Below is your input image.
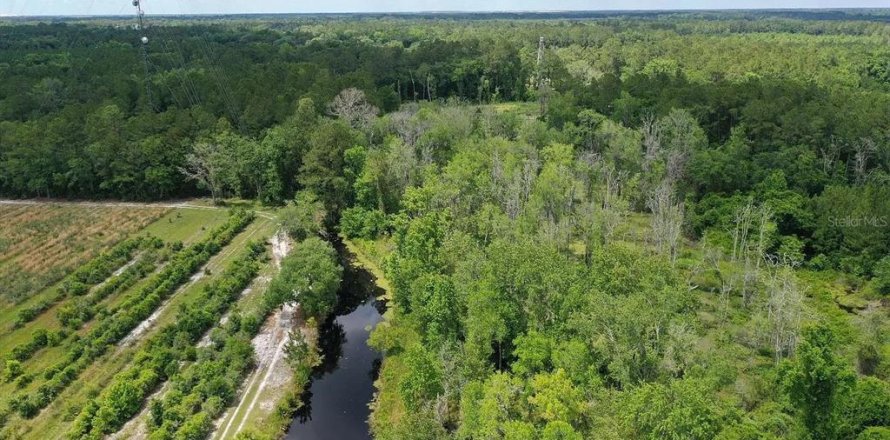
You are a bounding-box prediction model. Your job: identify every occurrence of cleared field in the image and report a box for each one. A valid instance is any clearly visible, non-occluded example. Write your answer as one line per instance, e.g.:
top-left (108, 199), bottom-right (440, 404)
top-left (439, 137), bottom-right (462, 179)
top-left (0, 203), bottom-right (276, 437)
top-left (9, 217), bottom-right (276, 439)
top-left (0, 203), bottom-right (168, 304)
top-left (141, 207), bottom-right (231, 244)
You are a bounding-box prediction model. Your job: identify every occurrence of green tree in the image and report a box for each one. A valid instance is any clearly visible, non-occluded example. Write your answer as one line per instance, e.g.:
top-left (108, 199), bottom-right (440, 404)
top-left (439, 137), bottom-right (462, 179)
top-left (625, 378), bottom-right (728, 440)
top-left (399, 344), bottom-right (443, 411)
top-left (279, 191), bottom-right (326, 241)
top-left (267, 237), bottom-right (342, 320)
top-left (299, 120), bottom-right (361, 215)
top-left (542, 421), bottom-right (584, 440)
top-left (528, 369), bottom-right (584, 425)
top-left (781, 324), bottom-right (855, 439)
top-left (836, 376), bottom-right (890, 439)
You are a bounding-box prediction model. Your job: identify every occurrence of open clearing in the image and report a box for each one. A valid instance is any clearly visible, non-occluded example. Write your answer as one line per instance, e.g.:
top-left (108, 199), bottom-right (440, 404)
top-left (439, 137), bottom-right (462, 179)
top-left (0, 201), bottom-right (288, 439)
top-left (0, 202), bottom-right (168, 305)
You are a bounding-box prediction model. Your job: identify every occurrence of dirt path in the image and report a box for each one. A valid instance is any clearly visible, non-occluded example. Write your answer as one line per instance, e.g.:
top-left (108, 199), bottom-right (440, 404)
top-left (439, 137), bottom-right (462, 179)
top-left (117, 268), bottom-right (205, 348)
top-left (271, 231), bottom-right (289, 269)
top-left (213, 231), bottom-right (298, 440)
top-left (118, 218), bottom-right (271, 349)
top-left (0, 199), bottom-right (276, 220)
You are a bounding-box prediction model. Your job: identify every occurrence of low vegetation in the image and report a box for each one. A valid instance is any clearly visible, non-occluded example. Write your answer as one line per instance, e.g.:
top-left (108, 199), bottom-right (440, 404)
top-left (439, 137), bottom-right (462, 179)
top-left (69, 241), bottom-right (265, 439)
top-left (4, 210), bottom-right (253, 421)
top-left (0, 205), bottom-right (168, 303)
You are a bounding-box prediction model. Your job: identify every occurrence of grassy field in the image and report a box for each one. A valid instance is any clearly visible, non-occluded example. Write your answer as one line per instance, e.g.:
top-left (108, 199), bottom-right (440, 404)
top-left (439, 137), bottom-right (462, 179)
top-left (10, 215), bottom-right (278, 439)
top-left (141, 206), bottom-right (231, 244)
top-left (0, 204), bottom-right (168, 304)
top-left (0, 203), bottom-right (282, 439)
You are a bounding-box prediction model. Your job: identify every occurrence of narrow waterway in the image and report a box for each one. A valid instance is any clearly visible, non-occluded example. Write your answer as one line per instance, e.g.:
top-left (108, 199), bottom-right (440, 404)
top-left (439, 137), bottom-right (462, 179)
top-left (286, 244), bottom-right (386, 440)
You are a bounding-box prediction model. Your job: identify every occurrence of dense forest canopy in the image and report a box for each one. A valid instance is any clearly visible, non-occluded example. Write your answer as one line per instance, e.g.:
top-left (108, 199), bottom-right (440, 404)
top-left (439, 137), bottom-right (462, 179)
top-left (1, 10), bottom-right (890, 440)
top-left (0, 12), bottom-right (888, 200)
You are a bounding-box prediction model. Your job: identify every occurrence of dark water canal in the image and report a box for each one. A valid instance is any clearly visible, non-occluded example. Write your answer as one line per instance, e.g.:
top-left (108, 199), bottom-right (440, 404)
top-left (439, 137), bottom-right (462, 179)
top-left (286, 244), bottom-right (386, 440)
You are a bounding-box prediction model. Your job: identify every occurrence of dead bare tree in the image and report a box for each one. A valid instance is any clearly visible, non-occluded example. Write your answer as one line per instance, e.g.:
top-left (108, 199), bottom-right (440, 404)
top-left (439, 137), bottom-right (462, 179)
top-left (389, 104), bottom-right (429, 148)
top-left (641, 114), bottom-right (661, 173)
top-left (661, 322), bottom-right (697, 377)
top-left (755, 205), bottom-right (773, 272)
top-left (648, 180), bottom-right (684, 263)
top-left (762, 255), bottom-right (805, 363)
top-left (700, 241), bottom-right (735, 319)
top-left (600, 165), bottom-right (628, 244)
top-left (731, 201), bottom-right (773, 306)
top-left (852, 137), bottom-right (877, 185)
top-left (387, 139), bottom-right (420, 192)
top-left (491, 152), bottom-right (540, 221)
top-left (521, 158), bottom-right (539, 206)
top-left (820, 137), bottom-right (842, 175)
top-left (731, 202), bottom-right (753, 264)
top-left (327, 87), bottom-right (379, 131)
top-left (179, 141), bottom-right (231, 204)
top-left (662, 110), bottom-right (701, 180)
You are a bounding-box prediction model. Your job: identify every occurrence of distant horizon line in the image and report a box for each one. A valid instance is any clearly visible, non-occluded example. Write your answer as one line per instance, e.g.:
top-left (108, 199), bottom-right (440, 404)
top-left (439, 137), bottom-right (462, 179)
top-left (3, 7), bottom-right (889, 19)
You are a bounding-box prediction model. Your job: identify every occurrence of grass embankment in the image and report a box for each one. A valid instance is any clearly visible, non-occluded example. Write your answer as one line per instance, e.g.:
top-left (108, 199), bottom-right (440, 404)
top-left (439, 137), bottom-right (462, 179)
top-left (341, 235), bottom-right (394, 297)
top-left (342, 236), bottom-right (414, 436)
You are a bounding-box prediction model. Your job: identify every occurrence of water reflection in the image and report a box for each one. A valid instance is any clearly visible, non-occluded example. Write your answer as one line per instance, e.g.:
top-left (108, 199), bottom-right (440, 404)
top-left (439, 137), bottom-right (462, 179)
top-left (286, 243), bottom-right (385, 440)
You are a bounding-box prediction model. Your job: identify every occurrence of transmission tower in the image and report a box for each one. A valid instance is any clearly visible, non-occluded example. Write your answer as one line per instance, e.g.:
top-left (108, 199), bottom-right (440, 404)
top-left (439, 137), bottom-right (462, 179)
top-left (535, 36), bottom-right (550, 117)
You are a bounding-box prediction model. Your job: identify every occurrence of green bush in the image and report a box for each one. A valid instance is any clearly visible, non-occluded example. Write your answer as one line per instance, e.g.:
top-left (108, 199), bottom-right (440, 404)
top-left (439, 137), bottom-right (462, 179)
top-left (873, 256), bottom-right (890, 296)
top-left (2, 360), bottom-right (23, 382)
top-left (859, 427), bottom-right (890, 440)
top-left (340, 206), bottom-right (388, 239)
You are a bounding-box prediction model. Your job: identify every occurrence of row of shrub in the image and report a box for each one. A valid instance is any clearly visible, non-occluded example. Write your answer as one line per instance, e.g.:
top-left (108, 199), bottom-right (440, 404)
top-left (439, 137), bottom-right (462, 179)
top-left (68, 240), bottom-right (266, 439)
top-left (4, 240), bottom-right (167, 369)
top-left (5, 329), bottom-right (66, 364)
top-left (11, 236), bottom-right (159, 329)
top-left (7, 210), bottom-right (255, 419)
top-left (145, 301), bottom-right (266, 438)
top-left (57, 244), bottom-right (168, 329)
top-left (147, 236), bottom-right (337, 440)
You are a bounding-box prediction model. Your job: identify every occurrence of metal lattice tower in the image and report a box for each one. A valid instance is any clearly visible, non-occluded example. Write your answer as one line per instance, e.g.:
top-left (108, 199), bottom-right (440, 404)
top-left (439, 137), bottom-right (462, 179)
top-left (133, 0), bottom-right (154, 110)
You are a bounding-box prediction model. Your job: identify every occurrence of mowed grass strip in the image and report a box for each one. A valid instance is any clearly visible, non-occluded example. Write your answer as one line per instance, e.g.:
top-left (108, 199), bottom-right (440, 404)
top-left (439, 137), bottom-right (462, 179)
top-left (142, 207), bottom-right (231, 244)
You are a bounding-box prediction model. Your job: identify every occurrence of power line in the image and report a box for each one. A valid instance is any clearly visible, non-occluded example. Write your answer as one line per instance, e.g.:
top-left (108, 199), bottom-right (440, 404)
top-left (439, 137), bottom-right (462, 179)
top-left (133, 0), bottom-right (156, 111)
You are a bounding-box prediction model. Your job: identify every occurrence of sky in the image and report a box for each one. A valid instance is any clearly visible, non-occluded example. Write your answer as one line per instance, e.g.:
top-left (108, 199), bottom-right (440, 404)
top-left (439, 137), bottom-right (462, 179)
top-left (1, 0), bottom-right (887, 17)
